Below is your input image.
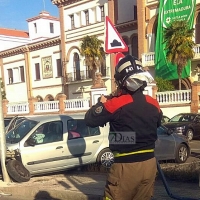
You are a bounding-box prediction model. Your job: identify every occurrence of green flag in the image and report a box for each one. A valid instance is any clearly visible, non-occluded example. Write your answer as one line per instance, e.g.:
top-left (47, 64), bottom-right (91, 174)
top-left (155, 0), bottom-right (196, 80)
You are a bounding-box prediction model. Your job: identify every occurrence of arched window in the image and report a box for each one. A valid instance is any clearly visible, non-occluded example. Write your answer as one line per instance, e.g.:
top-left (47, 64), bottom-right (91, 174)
top-left (131, 36), bottom-right (138, 58)
top-left (73, 53), bottom-right (81, 81)
top-left (36, 95), bottom-right (43, 102)
top-left (45, 95), bottom-right (54, 101)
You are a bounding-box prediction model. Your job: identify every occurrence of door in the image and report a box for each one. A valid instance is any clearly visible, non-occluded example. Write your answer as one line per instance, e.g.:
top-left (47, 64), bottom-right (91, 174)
top-left (66, 119), bottom-right (104, 166)
top-left (20, 120), bottom-right (66, 175)
top-left (155, 126), bottom-right (175, 161)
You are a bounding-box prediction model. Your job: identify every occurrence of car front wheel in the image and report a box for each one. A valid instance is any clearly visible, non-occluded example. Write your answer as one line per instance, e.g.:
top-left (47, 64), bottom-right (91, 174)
top-left (186, 129), bottom-right (194, 141)
top-left (97, 148), bottom-right (114, 168)
top-left (175, 144), bottom-right (189, 163)
top-left (6, 160), bottom-right (31, 182)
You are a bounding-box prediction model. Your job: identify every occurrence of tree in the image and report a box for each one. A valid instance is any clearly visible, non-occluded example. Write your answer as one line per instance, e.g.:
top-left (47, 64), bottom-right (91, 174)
top-left (163, 20), bottom-right (195, 90)
top-left (0, 78), bottom-right (6, 99)
top-left (155, 77), bottom-right (175, 92)
top-left (80, 35), bottom-right (105, 85)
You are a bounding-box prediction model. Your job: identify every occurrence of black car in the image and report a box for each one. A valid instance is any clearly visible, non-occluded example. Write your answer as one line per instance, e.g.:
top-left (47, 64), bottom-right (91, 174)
top-left (161, 115), bottom-right (170, 124)
top-left (163, 113), bottom-right (200, 141)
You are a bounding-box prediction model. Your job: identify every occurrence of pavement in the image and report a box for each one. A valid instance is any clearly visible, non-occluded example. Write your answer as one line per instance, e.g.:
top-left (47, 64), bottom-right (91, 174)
top-left (0, 167), bottom-right (200, 200)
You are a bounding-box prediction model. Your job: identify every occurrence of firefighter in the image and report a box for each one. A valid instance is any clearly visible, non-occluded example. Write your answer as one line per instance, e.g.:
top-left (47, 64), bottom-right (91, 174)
top-left (84, 54), bottom-right (162, 200)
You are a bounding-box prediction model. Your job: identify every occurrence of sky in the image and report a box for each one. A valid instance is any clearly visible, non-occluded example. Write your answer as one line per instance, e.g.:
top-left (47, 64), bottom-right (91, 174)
top-left (0, 0), bottom-right (59, 31)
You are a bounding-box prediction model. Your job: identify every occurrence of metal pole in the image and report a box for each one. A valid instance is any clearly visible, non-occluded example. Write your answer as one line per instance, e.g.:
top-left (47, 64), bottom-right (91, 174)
top-left (0, 82), bottom-right (10, 182)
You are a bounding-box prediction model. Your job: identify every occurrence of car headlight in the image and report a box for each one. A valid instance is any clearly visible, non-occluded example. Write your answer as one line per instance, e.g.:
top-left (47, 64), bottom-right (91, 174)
top-left (174, 126), bottom-right (185, 134)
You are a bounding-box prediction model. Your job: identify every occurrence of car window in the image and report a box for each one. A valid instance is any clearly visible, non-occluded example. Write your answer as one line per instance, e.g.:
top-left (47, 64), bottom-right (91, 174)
top-left (31, 121), bottom-right (63, 145)
top-left (6, 119), bottom-right (38, 144)
top-left (194, 115), bottom-right (200, 121)
top-left (4, 119), bottom-right (12, 127)
top-left (67, 119), bottom-right (100, 140)
top-left (170, 114), bottom-right (194, 122)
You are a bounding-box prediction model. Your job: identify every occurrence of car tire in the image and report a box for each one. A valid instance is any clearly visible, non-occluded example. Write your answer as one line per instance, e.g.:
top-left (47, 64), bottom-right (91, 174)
top-left (175, 144), bottom-right (189, 163)
top-left (186, 129), bottom-right (194, 141)
top-left (97, 148), bottom-right (114, 168)
top-left (6, 160), bottom-right (31, 182)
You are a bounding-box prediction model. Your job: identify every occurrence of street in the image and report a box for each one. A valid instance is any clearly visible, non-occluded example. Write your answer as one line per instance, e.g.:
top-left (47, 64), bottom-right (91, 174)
top-left (0, 139), bottom-right (199, 200)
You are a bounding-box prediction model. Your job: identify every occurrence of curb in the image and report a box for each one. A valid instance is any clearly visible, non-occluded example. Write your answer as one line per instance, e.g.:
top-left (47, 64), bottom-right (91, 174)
top-left (0, 186), bottom-right (102, 200)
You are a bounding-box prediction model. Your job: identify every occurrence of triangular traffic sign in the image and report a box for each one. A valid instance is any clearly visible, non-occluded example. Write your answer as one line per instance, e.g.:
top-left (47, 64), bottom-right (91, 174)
top-left (105, 16), bottom-right (128, 54)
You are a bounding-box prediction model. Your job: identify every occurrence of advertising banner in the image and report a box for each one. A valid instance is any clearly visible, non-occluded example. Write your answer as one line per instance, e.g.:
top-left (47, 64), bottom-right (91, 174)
top-left (155, 0), bottom-right (196, 80)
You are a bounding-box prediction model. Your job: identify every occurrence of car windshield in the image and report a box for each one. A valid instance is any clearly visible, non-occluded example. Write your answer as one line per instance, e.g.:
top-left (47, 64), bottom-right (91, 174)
top-left (6, 119), bottom-right (38, 144)
top-left (169, 114), bottom-right (195, 122)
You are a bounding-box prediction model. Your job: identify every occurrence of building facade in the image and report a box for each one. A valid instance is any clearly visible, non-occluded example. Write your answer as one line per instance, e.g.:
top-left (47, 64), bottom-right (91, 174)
top-left (1, 0), bottom-right (200, 104)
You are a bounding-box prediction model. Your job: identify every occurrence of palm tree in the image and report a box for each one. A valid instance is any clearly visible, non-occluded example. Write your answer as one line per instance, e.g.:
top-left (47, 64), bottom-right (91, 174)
top-left (0, 78), bottom-right (6, 99)
top-left (80, 35), bottom-right (105, 86)
top-left (163, 20), bottom-right (195, 90)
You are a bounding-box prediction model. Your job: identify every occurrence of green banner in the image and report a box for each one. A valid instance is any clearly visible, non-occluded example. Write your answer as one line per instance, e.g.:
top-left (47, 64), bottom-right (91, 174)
top-left (155, 0), bottom-right (196, 80)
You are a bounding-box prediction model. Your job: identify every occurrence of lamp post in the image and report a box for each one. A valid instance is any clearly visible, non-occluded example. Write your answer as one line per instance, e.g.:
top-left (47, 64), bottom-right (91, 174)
top-left (0, 82), bottom-right (10, 182)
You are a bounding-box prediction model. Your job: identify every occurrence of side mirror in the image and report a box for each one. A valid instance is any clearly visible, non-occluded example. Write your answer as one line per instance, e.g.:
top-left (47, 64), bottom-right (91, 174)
top-left (26, 137), bottom-right (36, 146)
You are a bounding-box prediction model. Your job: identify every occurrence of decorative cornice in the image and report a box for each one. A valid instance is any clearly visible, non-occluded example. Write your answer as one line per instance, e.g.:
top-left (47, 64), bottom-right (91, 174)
top-left (115, 20), bottom-right (137, 32)
top-left (51, 0), bottom-right (81, 6)
top-left (0, 37), bottom-right (61, 58)
top-left (146, 2), bottom-right (159, 9)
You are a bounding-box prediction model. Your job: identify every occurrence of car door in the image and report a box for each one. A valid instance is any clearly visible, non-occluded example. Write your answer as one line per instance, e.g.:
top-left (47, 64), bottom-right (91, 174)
top-left (155, 126), bottom-right (176, 161)
top-left (191, 114), bottom-right (200, 137)
top-left (20, 120), bottom-right (66, 175)
top-left (66, 119), bottom-right (104, 166)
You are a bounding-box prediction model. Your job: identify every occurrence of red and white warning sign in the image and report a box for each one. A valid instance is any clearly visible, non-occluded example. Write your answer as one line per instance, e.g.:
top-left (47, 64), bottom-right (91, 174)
top-left (105, 16), bottom-right (128, 54)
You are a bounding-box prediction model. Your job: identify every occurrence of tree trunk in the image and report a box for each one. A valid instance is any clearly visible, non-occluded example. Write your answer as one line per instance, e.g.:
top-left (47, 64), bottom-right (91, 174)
top-left (91, 68), bottom-right (97, 86)
top-left (179, 77), bottom-right (182, 90)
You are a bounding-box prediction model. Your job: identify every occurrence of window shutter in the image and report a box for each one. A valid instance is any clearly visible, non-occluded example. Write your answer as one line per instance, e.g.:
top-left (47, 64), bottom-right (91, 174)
top-left (20, 66), bottom-right (25, 82)
top-left (56, 59), bottom-right (62, 77)
top-left (35, 63), bottom-right (40, 80)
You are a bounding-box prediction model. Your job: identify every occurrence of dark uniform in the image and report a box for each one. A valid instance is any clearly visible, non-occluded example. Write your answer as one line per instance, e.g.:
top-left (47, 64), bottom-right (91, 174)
top-left (85, 55), bottom-right (162, 200)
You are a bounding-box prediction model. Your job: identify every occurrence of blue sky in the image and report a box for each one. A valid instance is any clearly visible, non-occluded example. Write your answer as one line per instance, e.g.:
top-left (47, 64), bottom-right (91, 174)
top-left (0, 0), bottom-right (59, 31)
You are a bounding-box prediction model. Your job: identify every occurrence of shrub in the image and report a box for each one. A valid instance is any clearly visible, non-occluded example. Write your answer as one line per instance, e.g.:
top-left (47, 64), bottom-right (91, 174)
top-left (159, 161), bottom-right (200, 183)
top-left (155, 77), bottom-right (175, 92)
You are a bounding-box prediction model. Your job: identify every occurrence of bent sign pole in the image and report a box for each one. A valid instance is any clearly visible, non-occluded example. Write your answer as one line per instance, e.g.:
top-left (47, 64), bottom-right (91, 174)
top-left (0, 82), bottom-right (10, 182)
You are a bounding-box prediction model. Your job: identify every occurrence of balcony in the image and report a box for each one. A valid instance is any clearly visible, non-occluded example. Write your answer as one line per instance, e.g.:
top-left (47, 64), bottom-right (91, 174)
top-left (142, 44), bottom-right (200, 67)
top-left (66, 68), bottom-right (110, 82)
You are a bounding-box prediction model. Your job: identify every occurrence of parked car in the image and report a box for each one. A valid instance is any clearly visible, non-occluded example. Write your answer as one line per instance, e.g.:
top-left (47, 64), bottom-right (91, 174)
top-left (162, 115), bottom-right (170, 124)
top-left (4, 114), bottom-right (190, 183)
top-left (155, 125), bottom-right (190, 163)
top-left (5, 114), bottom-right (113, 183)
top-left (163, 113), bottom-right (200, 141)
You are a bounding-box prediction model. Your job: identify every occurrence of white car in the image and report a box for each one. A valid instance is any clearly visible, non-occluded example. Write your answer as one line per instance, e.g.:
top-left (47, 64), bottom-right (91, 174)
top-left (5, 114), bottom-right (114, 182)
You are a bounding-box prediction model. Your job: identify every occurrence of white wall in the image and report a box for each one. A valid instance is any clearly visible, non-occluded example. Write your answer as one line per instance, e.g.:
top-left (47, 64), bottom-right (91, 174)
top-left (161, 106), bottom-right (191, 118)
top-left (3, 54), bottom-right (28, 102)
top-left (0, 35), bottom-right (30, 51)
top-left (28, 18), bottom-right (60, 41)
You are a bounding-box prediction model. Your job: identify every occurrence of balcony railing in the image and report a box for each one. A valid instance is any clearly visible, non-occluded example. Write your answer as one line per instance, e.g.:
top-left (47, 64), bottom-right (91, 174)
top-left (142, 44), bottom-right (200, 67)
top-left (156, 90), bottom-right (191, 105)
top-left (66, 68), bottom-right (110, 82)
